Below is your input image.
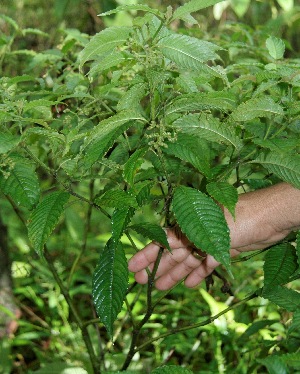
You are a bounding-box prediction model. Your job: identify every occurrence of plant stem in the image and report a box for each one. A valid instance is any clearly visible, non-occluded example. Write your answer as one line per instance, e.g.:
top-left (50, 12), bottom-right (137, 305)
top-left (121, 247), bottom-right (164, 370)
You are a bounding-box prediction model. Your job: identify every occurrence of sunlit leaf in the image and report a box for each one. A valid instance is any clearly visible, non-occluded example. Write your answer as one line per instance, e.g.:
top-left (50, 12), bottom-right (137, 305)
top-left (172, 186), bottom-right (231, 270)
top-left (173, 113), bottom-right (242, 149)
top-left (98, 4), bottom-right (164, 19)
top-left (266, 36), bottom-right (285, 60)
top-left (171, 0), bottom-right (225, 22)
top-left (92, 239), bottom-right (128, 337)
top-left (158, 33), bottom-right (221, 71)
top-left (230, 96), bottom-right (283, 121)
top-left (78, 27), bottom-right (131, 67)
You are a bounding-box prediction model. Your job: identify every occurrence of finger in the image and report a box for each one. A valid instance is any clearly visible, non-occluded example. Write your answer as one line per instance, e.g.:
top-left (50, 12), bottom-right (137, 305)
top-left (134, 269), bottom-right (149, 284)
top-left (184, 254), bottom-right (220, 288)
top-left (128, 242), bottom-right (161, 272)
top-left (154, 252), bottom-right (203, 290)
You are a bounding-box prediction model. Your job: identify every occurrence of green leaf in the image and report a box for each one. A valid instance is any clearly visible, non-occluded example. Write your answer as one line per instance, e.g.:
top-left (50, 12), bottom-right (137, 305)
top-left (129, 223), bottom-right (171, 251)
top-left (172, 186), bottom-right (231, 270)
top-left (28, 191), bottom-right (69, 256)
top-left (173, 113), bottom-right (242, 150)
top-left (111, 208), bottom-right (135, 243)
top-left (81, 110), bottom-right (146, 167)
top-left (152, 365), bottom-right (194, 374)
top-left (117, 83), bottom-right (148, 112)
top-left (238, 319), bottom-right (279, 343)
top-left (296, 232), bottom-right (300, 271)
top-left (206, 182), bottom-right (238, 218)
top-left (288, 310), bottom-right (300, 336)
top-left (95, 190), bottom-right (138, 209)
top-left (280, 352), bottom-right (300, 369)
top-left (166, 91), bottom-right (236, 115)
top-left (0, 157), bottom-right (40, 210)
top-left (230, 96), bottom-right (284, 121)
top-left (163, 133), bottom-right (211, 178)
top-left (157, 33), bottom-right (220, 71)
top-left (123, 147), bottom-right (147, 186)
top-left (253, 152), bottom-right (300, 189)
top-left (264, 285), bottom-right (300, 312)
top-left (98, 4), bottom-right (164, 19)
top-left (92, 239), bottom-right (128, 337)
top-left (171, 0), bottom-right (225, 22)
top-left (129, 181), bottom-right (153, 207)
top-left (263, 243), bottom-right (298, 292)
top-left (266, 36), bottom-right (285, 60)
top-left (78, 27), bottom-right (131, 67)
top-left (0, 133), bottom-right (19, 153)
top-left (89, 51), bottom-right (134, 76)
top-left (257, 355), bottom-right (288, 374)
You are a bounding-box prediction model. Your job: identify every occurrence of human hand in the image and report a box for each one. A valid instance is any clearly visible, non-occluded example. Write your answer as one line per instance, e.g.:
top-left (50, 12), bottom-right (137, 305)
top-left (128, 228), bottom-right (241, 290)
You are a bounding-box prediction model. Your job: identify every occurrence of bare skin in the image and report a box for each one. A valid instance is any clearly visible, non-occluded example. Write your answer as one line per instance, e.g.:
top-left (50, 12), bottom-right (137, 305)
top-left (128, 183), bottom-right (300, 290)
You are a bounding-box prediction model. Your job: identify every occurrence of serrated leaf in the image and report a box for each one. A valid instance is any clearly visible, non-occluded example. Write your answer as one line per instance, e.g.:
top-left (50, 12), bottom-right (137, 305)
top-left (253, 138), bottom-right (300, 153)
top-left (171, 0), bottom-right (225, 22)
top-left (163, 133), bottom-right (211, 178)
top-left (98, 4), bottom-right (164, 18)
top-left (89, 51), bottom-right (134, 76)
top-left (206, 182), bottom-right (238, 218)
top-left (129, 223), bottom-right (171, 251)
top-left (253, 152), bottom-right (300, 189)
top-left (172, 186), bottom-right (230, 270)
top-left (230, 96), bottom-right (283, 121)
top-left (95, 190), bottom-right (138, 209)
top-left (92, 239), bottom-right (128, 337)
top-left (23, 99), bottom-right (58, 112)
top-left (24, 128), bottom-right (65, 144)
top-left (157, 33), bottom-right (220, 71)
top-left (111, 208), bottom-right (135, 243)
top-left (0, 133), bottom-right (19, 153)
top-left (280, 352), bottom-right (300, 369)
top-left (266, 36), bottom-right (285, 60)
top-left (0, 157), bottom-right (40, 210)
top-left (166, 91), bottom-right (236, 115)
top-left (173, 113), bottom-right (242, 149)
top-left (263, 243), bottom-right (298, 292)
top-left (78, 27), bottom-right (131, 67)
top-left (81, 110), bottom-right (146, 167)
top-left (129, 181), bottom-right (153, 206)
top-left (117, 83), bottom-right (148, 112)
top-left (123, 147), bottom-right (147, 186)
top-left (151, 365), bottom-right (194, 374)
top-left (264, 285), bottom-right (300, 312)
top-left (28, 191), bottom-right (69, 255)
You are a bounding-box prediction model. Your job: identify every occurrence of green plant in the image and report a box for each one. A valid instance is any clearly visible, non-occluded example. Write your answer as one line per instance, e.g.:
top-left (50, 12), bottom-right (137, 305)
top-left (1, 0), bottom-right (300, 373)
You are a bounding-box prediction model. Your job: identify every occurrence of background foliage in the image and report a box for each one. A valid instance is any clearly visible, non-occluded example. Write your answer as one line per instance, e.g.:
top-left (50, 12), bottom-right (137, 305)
top-left (0, 1), bottom-right (300, 373)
